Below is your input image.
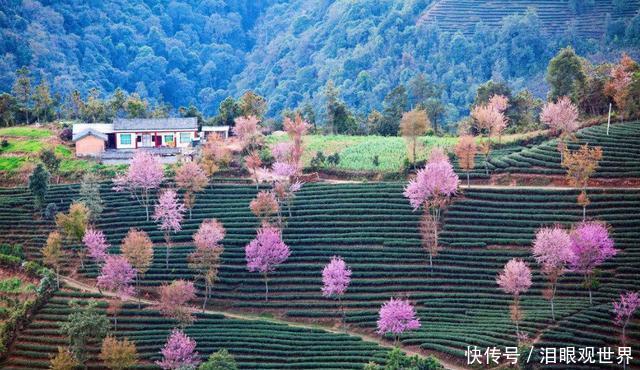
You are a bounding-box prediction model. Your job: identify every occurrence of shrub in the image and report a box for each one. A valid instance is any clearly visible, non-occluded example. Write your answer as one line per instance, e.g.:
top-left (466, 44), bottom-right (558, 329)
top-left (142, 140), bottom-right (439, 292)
top-left (44, 203), bottom-right (58, 220)
top-left (0, 139), bottom-right (8, 148)
top-left (58, 128), bottom-right (72, 142)
top-left (0, 244), bottom-right (23, 260)
top-left (327, 153), bottom-right (340, 167)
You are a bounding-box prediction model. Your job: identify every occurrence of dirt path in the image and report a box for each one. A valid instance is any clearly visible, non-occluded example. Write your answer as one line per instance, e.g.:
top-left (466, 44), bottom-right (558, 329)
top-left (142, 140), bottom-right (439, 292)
top-left (59, 276), bottom-right (468, 370)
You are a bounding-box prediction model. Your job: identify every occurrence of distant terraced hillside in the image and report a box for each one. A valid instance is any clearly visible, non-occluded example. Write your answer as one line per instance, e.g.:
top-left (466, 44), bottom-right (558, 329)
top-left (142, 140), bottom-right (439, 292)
top-left (420, 0), bottom-right (640, 36)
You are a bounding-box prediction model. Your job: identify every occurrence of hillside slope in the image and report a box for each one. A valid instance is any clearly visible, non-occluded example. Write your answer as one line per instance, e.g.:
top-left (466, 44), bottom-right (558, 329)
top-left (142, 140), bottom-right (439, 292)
top-left (1, 0), bottom-right (639, 122)
top-left (420, 0), bottom-right (640, 36)
top-left (1, 182), bottom-right (638, 367)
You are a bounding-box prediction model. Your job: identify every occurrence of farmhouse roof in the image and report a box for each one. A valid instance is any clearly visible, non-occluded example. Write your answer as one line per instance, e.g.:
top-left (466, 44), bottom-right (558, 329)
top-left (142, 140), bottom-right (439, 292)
top-left (72, 128), bottom-right (108, 142)
top-left (113, 117), bottom-right (198, 131)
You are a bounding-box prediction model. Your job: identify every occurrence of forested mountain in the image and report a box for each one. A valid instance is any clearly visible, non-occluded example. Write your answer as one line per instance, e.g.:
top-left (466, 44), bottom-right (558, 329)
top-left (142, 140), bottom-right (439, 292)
top-left (1, 0), bottom-right (639, 125)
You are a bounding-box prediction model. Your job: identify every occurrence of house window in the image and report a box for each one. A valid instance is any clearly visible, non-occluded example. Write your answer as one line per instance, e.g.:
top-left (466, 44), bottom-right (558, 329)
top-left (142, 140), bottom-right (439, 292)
top-left (120, 134), bottom-right (131, 145)
top-left (179, 132), bottom-right (191, 143)
top-left (164, 135), bottom-right (174, 143)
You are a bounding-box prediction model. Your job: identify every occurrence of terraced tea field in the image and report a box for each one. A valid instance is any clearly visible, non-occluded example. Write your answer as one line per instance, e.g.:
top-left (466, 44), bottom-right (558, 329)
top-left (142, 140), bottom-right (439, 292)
top-left (420, 0), bottom-right (640, 37)
top-left (3, 288), bottom-right (388, 369)
top-left (490, 121), bottom-right (640, 179)
top-left (1, 181), bottom-right (638, 367)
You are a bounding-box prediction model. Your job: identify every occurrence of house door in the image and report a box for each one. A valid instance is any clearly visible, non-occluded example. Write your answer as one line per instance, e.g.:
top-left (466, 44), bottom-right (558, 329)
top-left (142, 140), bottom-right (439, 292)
top-left (141, 134), bottom-right (153, 147)
top-left (155, 135), bottom-right (162, 147)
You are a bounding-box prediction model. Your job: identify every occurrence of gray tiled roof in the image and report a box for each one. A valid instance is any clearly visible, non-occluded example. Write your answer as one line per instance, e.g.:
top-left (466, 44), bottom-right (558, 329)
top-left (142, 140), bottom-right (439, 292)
top-left (72, 128), bottom-right (108, 142)
top-left (113, 117), bottom-right (197, 131)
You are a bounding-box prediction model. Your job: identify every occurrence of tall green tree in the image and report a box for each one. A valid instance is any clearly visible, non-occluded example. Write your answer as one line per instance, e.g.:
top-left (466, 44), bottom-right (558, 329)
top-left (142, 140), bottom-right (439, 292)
top-left (380, 85), bottom-right (408, 136)
top-left (324, 80), bottom-right (340, 134)
top-left (60, 300), bottom-right (110, 366)
top-left (79, 172), bottom-right (104, 222)
top-left (12, 66), bottom-right (32, 124)
top-left (28, 163), bottom-right (50, 211)
top-left (216, 97), bottom-right (240, 126)
top-left (39, 149), bottom-right (61, 184)
top-left (546, 47), bottom-right (586, 101)
top-left (238, 90), bottom-right (267, 118)
top-left (34, 78), bottom-right (54, 123)
top-left (0, 93), bottom-right (18, 126)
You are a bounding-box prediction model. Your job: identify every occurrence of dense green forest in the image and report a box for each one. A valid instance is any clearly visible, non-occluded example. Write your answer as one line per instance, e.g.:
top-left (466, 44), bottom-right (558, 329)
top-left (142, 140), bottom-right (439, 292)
top-left (1, 0), bottom-right (639, 127)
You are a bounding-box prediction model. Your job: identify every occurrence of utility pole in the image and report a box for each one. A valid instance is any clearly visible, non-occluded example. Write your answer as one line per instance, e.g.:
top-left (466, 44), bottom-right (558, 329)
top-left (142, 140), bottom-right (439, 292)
top-left (607, 102), bottom-right (612, 136)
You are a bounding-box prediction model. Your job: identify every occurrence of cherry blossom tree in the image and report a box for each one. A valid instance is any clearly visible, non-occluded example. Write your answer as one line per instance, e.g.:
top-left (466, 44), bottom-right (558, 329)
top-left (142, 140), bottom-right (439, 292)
top-left (569, 222), bottom-right (617, 304)
top-left (488, 94), bottom-right (509, 113)
top-left (322, 256), bottom-right (352, 327)
top-left (83, 228), bottom-right (109, 265)
top-left (471, 99), bottom-right (507, 167)
top-left (283, 114), bottom-right (310, 175)
top-left (97, 255), bottom-right (136, 331)
top-left (189, 219), bottom-right (225, 311)
top-left (561, 144), bottom-right (603, 221)
top-left (244, 151), bottom-right (262, 190)
top-left (613, 292), bottom-right (640, 346)
top-left (120, 228), bottom-right (154, 308)
top-left (175, 161), bottom-right (208, 219)
top-left (156, 329), bottom-right (200, 370)
top-left (605, 54), bottom-right (635, 123)
top-left (159, 280), bottom-right (197, 327)
top-left (453, 135), bottom-right (477, 187)
top-left (376, 298), bottom-right (421, 345)
top-left (532, 226), bottom-right (572, 321)
top-left (249, 191), bottom-right (280, 226)
top-left (497, 258), bottom-right (532, 340)
top-left (113, 151), bottom-right (164, 221)
top-left (404, 151), bottom-right (458, 266)
top-left (245, 226), bottom-right (290, 301)
top-left (154, 189), bottom-right (186, 269)
top-left (233, 115), bottom-right (262, 151)
top-left (540, 96), bottom-right (580, 160)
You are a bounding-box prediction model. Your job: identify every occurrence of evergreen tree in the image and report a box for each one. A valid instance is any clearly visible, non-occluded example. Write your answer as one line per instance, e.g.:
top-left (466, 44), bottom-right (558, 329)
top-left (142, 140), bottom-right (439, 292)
top-left (380, 86), bottom-right (408, 136)
top-left (28, 163), bottom-right (50, 211)
top-left (12, 66), bottom-right (32, 124)
top-left (547, 47), bottom-right (586, 101)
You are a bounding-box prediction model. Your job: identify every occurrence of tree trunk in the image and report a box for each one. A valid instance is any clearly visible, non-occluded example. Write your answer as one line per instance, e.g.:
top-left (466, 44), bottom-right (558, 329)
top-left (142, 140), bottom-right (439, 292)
top-left (202, 283), bottom-right (209, 312)
top-left (144, 189), bottom-right (149, 221)
top-left (429, 253), bottom-right (432, 267)
top-left (253, 169), bottom-right (259, 190)
top-left (136, 275), bottom-right (141, 309)
top-left (583, 205), bottom-right (586, 222)
top-left (165, 234), bottom-right (170, 270)
top-left (264, 273), bottom-right (269, 301)
top-left (412, 140), bottom-right (417, 168)
top-left (339, 296), bottom-right (346, 330)
top-left (466, 171), bottom-right (470, 188)
top-left (113, 312), bottom-right (118, 332)
top-left (550, 282), bottom-right (556, 321)
top-left (588, 286), bottom-right (593, 305)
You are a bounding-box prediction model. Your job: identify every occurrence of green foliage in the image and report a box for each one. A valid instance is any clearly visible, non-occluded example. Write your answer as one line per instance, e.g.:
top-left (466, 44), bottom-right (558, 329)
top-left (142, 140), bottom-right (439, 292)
top-left (78, 173), bottom-right (103, 222)
top-left (59, 300), bottom-right (110, 365)
top-left (379, 86), bottom-right (408, 136)
top-left (327, 153), bottom-right (341, 167)
top-left (364, 348), bottom-right (442, 370)
top-left (28, 163), bottom-right (50, 210)
top-left (199, 349), bottom-right (238, 370)
top-left (0, 244), bottom-right (23, 259)
top-left (310, 151), bottom-right (326, 170)
top-left (546, 47), bottom-right (586, 101)
top-left (39, 149), bottom-right (60, 177)
top-left (44, 203), bottom-right (58, 220)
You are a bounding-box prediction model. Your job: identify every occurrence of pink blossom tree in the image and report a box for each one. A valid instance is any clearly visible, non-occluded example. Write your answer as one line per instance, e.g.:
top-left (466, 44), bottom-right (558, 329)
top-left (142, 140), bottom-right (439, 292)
top-left (113, 151), bottom-right (164, 221)
top-left (404, 152), bottom-right (458, 266)
top-left (175, 160), bottom-right (208, 219)
top-left (322, 256), bottom-right (352, 327)
top-left (569, 222), bottom-right (617, 304)
top-left (83, 228), bottom-right (110, 265)
top-left (156, 329), bottom-right (200, 370)
top-left (233, 115), bottom-right (262, 151)
top-left (532, 226), bottom-right (572, 321)
top-left (154, 189), bottom-right (186, 269)
top-left (497, 258), bottom-right (532, 340)
top-left (245, 226), bottom-right (290, 301)
top-left (189, 219), bottom-right (225, 310)
top-left (96, 255), bottom-right (136, 330)
top-left (376, 298), bottom-right (421, 345)
top-left (613, 292), bottom-right (640, 346)
top-left (283, 113), bottom-right (310, 175)
top-left (488, 94), bottom-right (509, 113)
top-left (159, 280), bottom-right (197, 327)
top-left (540, 96), bottom-right (580, 160)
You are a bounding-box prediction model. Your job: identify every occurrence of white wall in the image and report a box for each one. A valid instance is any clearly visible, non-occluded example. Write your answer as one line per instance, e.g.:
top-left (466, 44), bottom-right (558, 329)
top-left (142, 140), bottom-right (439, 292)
top-left (116, 133), bottom-right (135, 149)
top-left (114, 131), bottom-right (196, 149)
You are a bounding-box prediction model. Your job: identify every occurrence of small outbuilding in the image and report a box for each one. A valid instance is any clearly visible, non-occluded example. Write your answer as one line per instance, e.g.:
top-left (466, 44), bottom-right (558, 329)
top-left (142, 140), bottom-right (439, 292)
top-left (72, 128), bottom-right (108, 157)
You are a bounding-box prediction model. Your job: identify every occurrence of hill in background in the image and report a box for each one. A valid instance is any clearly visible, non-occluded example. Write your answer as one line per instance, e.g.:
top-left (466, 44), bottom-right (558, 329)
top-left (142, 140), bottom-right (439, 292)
top-left (1, 0), bottom-right (639, 124)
